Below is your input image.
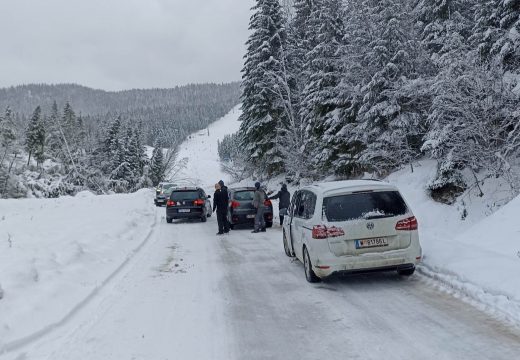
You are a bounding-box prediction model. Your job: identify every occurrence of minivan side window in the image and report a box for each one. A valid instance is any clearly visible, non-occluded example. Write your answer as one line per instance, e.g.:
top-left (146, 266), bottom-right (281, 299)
top-left (295, 191), bottom-right (316, 219)
top-left (304, 192), bottom-right (317, 219)
top-left (290, 191), bottom-right (300, 217)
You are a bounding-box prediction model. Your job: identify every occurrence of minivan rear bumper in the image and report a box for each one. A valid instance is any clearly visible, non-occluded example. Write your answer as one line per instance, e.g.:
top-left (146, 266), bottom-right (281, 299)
top-left (312, 247), bottom-right (422, 278)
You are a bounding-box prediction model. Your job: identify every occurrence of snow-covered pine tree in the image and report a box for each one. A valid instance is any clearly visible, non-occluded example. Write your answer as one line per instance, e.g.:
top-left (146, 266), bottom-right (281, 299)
top-left (323, 0), bottom-right (372, 177)
top-left (0, 107), bottom-right (16, 165)
top-left (487, 0), bottom-right (520, 71)
top-left (45, 101), bottom-right (63, 161)
top-left (110, 129), bottom-right (134, 192)
top-left (102, 116), bottom-right (123, 175)
top-left (25, 106), bottom-right (45, 166)
top-left (150, 141), bottom-right (165, 186)
top-left (299, 0), bottom-right (346, 176)
top-left (239, 0), bottom-right (288, 175)
top-left (352, 0), bottom-right (425, 175)
top-left (264, 0), bottom-right (315, 180)
top-left (416, 0), bottom-right (475, 197)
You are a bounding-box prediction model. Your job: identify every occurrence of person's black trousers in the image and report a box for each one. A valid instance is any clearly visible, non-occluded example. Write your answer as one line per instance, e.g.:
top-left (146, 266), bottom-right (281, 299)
top-left (217, 210), bottom-right (228, 234)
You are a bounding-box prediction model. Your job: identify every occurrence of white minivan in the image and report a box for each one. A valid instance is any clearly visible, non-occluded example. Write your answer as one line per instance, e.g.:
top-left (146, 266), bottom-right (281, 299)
top-left (282, 180), bottom-right (422, 282)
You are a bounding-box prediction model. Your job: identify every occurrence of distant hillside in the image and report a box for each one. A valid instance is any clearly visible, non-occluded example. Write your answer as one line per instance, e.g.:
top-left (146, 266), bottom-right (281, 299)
top-left (0, 82), bottom-right (241, 198)
top-left (0, 83), bottom-right (241, 116)
top-left (0, 83), bottom-right (241, 146)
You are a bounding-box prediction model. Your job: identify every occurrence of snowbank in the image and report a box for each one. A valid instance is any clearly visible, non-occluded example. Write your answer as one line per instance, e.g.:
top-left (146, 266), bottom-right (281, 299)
top-left (0, 190), bottom-right (156, 352)
top-left (386, 161), bottom-right (520, 325)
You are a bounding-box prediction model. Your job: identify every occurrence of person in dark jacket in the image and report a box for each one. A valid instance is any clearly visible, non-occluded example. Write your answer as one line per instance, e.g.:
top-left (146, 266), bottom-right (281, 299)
top-left (218, 180), bottom-right (230, 232)
top-left (213, 183), bottom-right (229, 235)
top-left (269, 184), bottom-right (291, 225)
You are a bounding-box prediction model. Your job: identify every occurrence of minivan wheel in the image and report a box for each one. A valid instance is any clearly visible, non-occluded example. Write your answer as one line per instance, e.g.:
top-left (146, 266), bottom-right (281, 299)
top-left (303, 247), bottom-right (320, 283)
top-left (397, 267), bottom-right (415, 276)
top-left (201, 214), bottom-right (207, 222)
top-left (266, 221), bottom-right (273, 228)
top-left (283, 231), bottom-right (293, 257)
top-left (166, 217), bottom-right (173, 223)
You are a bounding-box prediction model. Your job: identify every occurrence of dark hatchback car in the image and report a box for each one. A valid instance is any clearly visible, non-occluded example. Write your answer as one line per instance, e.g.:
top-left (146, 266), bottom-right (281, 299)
top-left (166, 187), bottom-right (212, 223)
top-left (228, 187), bottom-right (273, 229)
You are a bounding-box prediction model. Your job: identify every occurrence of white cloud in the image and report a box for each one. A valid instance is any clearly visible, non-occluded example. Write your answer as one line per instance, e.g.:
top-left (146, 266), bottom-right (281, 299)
top-left (0, 0), bottom-right (253, 90)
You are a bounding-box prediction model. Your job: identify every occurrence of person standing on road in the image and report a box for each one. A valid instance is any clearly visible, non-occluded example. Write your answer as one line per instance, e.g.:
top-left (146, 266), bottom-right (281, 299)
top-left (218, 180), bottom-right (231, 232)
top-left (213, 183), bottom-right (229, 235)
top-left (268, 183), bottom-right (290, 226)
top-left (252, 181), bottom-right (266, 233)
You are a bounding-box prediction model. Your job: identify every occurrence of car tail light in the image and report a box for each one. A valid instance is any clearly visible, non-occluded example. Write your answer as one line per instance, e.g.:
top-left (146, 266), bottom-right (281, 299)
top-left (231, 200), bottom-right (240, 209)
top-left (395, 216), bottom-right (418, 231)
top-left (193, 199), bottom-right (205, 206)
top-left (166, 200), bottom-right (176, 207)
top-left (267, 214), bottom-right (273, 220)
top-left (264, 199), bottom-right (272, 207)
top-left (312, 225), bottom-right (345, 239)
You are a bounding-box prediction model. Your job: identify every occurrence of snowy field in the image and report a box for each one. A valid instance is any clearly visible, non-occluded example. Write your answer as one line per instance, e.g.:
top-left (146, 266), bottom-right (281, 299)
top-left (0, 107), bottom-right (519, 359)
top-left (0, 190), bottom-right (156, 353)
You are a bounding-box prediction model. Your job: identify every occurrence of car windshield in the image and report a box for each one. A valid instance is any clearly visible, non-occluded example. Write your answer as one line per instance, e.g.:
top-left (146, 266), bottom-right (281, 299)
top-left (234, 191), bottom-right (255, 201)
top-left (162, 184), bottom-right (176, 194)
top-left (323, 191), bottom-right (408, 222)
top-left (171, 191), bottom-right (199, 201)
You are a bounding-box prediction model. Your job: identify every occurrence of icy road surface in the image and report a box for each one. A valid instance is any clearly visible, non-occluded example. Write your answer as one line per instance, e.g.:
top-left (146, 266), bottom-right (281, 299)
top-left (2, 106), bottom-right (519, 359)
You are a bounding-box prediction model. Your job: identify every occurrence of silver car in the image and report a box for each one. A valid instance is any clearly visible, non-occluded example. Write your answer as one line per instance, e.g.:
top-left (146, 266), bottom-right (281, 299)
top-left (154, 182), bottom-right (177, 206)
top-left (282, 180), bottom-right (422, 282)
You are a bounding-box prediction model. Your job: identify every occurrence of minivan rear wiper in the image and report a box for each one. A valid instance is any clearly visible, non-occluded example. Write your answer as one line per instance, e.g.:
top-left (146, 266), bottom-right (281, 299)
top-left (364, 214), bottom-right (394, 220)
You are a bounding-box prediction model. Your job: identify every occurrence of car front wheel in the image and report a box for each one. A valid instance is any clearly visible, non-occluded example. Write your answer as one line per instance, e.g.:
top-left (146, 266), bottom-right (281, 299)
top-left (166, 217), bottom-right (172, 223)
top-left (303, 247), bottom-right (320, 283)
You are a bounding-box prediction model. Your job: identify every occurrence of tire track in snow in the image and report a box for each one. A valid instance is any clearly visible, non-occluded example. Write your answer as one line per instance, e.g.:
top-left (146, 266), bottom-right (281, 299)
top-left (0, 211), bottom-right (159, 356)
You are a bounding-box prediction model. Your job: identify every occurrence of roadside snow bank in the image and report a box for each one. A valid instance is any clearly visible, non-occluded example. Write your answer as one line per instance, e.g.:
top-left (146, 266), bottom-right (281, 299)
top-left (0, 190), bottom-right (156, 352)
top-left (386, 161), bottom-right (520, 325)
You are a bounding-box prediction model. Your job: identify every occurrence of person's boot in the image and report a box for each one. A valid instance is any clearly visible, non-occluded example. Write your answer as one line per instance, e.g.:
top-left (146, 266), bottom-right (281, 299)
top-left (251, 229), bottom-right (259, 233)
top-left (261, 228), bottom-right (266, 232)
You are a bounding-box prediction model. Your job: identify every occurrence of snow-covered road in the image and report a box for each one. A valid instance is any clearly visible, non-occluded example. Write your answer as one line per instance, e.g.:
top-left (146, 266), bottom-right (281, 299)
top-left (2, 107), bottom-right (520, 359)
top-left (10, 209), bottom-right (520, 360)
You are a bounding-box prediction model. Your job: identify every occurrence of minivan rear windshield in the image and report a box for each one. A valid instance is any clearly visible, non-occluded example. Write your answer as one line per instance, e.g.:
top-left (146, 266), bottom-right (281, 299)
top-left (171, 191), bottom-right (199, 201)
top-left (234, 191), bottom-right (255, 201)
top-left (323, 191), bottom-right (408, 222)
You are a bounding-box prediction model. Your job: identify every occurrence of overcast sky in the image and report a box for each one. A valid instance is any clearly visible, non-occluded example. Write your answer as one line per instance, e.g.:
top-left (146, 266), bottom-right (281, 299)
top-left (0, 0), bottom-right (254, 91)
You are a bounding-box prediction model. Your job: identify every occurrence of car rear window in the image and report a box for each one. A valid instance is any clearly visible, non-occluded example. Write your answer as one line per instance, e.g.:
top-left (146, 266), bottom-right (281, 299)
top-left (162, 184), bottom-right (175, 193)
top-left (234, 191), bottom-right (255, 201)
top-left (323, 191), bottom-right (408, 222)
top-left (171, 191), bottom-right (199, 201)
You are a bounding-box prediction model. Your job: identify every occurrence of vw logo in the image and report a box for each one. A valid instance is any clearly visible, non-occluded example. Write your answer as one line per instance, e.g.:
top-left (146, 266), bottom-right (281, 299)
top-left (366, 222), bottom-right (374, 230)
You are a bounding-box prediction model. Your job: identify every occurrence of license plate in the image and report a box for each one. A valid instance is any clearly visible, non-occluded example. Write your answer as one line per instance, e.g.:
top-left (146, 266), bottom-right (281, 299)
top-left (356, 238), bottom-right (389, 249)
top-left (246, 214), bottom-right (255, 219)
top-left (178, 209), bottom-right (190, 213)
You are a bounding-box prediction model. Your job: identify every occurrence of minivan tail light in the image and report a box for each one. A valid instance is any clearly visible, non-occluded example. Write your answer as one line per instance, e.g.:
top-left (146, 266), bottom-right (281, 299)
top-left (166, 200), bottom-right (176, 207)
top-left (264, 199), bottom-right (272, 207)
top-left (312, 225), bottom-right (345, 239)
top-left (231, 200), bottom-right (240, 209)
top-left (395, 216), bottom-right (418, 231)
top-left (193, 199), bottom-right (205, 206)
